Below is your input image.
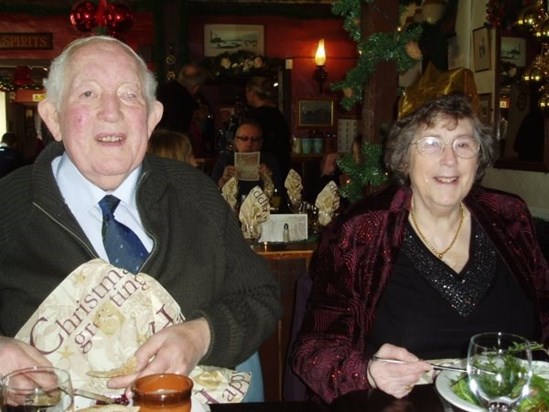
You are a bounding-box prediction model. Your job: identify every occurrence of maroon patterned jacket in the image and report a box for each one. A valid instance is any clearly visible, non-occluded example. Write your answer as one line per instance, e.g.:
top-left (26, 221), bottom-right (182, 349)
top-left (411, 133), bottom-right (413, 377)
top-left (291, 184), bottom-right (549, 404)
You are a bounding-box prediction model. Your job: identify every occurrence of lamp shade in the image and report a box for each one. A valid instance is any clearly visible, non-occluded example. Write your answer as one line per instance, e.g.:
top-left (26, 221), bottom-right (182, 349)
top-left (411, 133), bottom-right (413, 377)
top-left (421, 0), bottom-right (447, 25)
top-left (315, 39), bottom-right (326, 66)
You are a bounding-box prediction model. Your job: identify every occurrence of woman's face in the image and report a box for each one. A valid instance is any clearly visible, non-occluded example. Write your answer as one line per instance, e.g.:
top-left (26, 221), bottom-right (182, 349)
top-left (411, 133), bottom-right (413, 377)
top-left (408, 116), bottom-right (479, 213)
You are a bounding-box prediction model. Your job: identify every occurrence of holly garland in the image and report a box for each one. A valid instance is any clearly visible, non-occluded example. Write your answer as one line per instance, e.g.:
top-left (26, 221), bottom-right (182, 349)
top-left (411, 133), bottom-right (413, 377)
top-left (331, 0), bottom-right (423, 110)
top-left (337, 141), bottom-right (388, 201)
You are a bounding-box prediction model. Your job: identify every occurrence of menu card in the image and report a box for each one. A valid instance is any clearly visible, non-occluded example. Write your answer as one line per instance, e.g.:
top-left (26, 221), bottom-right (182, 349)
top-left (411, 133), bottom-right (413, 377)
top-left (235, 152), bottom-right (260, 181)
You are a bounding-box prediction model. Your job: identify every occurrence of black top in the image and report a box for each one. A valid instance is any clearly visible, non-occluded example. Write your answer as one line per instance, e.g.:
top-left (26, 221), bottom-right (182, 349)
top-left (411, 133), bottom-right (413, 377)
top-left (247, 106), bottom-right (292, 177)
top-left (0, 146), bottom-right (22, 178)
top-left (368, 219), bottom-right (538, 359)
top-left (156, 80), bottom-right (198, 133)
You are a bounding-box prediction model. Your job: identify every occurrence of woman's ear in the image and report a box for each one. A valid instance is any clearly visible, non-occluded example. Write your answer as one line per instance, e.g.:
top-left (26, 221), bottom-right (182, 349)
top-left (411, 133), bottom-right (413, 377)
top-left (37, 99), bottom-right (62, 142)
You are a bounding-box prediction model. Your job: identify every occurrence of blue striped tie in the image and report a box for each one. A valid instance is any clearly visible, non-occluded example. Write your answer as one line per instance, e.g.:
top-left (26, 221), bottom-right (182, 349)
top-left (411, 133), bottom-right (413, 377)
top-left (99, 195), bottom-right (148, 274)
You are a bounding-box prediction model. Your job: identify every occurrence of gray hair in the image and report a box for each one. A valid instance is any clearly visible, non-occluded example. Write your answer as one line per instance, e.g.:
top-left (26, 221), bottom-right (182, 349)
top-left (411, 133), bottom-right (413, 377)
top-left (43, 35), bottom-right (158, 110)
top-left (385, 93), bottom-right (497, 185)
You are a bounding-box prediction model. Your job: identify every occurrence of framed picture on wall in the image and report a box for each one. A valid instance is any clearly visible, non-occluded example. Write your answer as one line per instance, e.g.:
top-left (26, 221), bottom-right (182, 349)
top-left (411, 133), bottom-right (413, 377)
top-left (478, 93), bottom-right (492, 125)
top-left (298, 99), bottom-right (334, 127)
top-left (501, 36), bottom-right (527, 67)
top-left (473, 26), bottom-right (491, 72)
top-left (204, 24), bottom-right (264, 57)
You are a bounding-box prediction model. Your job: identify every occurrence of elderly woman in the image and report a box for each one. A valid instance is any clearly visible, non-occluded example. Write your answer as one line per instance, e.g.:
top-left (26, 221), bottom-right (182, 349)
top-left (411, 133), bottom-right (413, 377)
top-left (291, 93), bottom-right (549, 404)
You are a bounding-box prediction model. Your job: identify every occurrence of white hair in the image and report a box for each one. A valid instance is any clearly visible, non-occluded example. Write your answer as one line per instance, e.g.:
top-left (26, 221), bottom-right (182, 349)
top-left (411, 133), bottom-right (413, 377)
top-left (43, 35), bottom-right (158, 110)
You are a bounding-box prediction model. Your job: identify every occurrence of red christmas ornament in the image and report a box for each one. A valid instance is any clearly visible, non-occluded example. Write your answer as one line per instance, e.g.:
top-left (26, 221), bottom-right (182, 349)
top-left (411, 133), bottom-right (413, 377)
top-left (70, 0), bottom-right (98, 33)
top-left (13, 66), bottom-right (32, 87)
top-left (105, 3), bottom-right (134, 35)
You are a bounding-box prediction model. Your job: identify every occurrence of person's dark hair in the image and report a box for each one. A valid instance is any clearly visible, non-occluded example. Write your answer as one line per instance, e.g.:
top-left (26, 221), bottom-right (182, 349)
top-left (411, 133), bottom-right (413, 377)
top-left (246, 76), bottom-right (275, 101)
top-left (385, 93), bottom-right (496, 185)
top-left (1, 132), bottom-right (17, 147)
top-left (236, 117), bottom-right (263, 136)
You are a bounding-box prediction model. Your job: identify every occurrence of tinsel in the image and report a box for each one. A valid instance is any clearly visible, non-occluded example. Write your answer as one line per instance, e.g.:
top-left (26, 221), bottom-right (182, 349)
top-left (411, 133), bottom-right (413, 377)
top-left (337, 141), bottom-right (387, 201)
top-left (201, 50), bottom-right (282, 81)
top-left (331, 0), bottom-right (423, 110)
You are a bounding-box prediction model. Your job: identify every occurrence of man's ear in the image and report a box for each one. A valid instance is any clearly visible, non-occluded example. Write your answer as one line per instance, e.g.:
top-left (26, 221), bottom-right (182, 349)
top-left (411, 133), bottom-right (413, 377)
top-left (37, 99), bottom-right (62, 142)
top-left (147, 101), bottom-right (164, 138)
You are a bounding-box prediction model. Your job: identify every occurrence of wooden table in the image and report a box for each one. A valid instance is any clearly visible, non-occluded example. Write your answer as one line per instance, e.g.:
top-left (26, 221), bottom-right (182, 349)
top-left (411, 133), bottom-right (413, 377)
top-left (210, 384), bottom-right (467, 411)
top-left (251, 241), bottom-right (317, 402)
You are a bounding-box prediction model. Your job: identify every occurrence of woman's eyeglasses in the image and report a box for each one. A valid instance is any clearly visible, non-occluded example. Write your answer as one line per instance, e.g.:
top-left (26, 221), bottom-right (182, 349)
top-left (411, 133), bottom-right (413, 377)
top-left (412, 136), bottom-right (480, 159)
top-left (236, 135), bottom-right (262, 143)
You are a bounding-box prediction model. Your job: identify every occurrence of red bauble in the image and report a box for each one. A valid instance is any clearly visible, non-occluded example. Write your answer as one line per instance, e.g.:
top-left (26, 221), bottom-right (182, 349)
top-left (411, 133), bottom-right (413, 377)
top-left (70, 0), bottom-right (98, 32)
top-left (105, 3), bottom-right (134, 35)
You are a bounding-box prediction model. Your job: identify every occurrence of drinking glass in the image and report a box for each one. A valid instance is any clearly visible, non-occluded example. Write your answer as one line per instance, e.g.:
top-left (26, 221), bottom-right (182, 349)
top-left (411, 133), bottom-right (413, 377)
top-left (1, 366), bottom-right (74, 412)
top-left (467, 332), bottom-right (532, 411)
top-left (132, 373), bottom-right (193, 412)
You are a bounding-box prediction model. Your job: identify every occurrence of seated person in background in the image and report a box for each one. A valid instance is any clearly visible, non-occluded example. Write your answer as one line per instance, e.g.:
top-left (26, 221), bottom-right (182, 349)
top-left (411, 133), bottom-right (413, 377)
top-left (148, 128), bottom-right (198, 167)
top-left (211, 119), bottom-right (283, 200)
top-left (0, 132), bottom-right (23, 178)
top-left (291, 93), bottom-right (549, 405)
top-left (0, 36), bottom-right (281, 397)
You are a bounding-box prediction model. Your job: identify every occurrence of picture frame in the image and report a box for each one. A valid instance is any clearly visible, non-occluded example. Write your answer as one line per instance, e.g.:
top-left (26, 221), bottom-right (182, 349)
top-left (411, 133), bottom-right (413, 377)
top-left (204, 24), bottom-right (264, 57)
top-left (478, 93), bottom-right (492, 125)
top-left (501, 36), bottom-right (527, 67)
top-left (472, 26), bottom-right (491, 72)
top-left (298, 99), bottom-right (334, 127)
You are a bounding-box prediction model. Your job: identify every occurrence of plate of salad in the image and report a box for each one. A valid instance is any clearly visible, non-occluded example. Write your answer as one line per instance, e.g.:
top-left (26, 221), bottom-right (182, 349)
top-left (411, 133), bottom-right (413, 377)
top-left (435, 360), bottom-right (549, 412)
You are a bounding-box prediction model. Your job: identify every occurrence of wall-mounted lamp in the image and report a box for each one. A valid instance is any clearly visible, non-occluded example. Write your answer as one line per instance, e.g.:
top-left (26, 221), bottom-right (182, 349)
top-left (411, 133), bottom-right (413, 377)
top-left (313, 39), bottom-right (328, 94)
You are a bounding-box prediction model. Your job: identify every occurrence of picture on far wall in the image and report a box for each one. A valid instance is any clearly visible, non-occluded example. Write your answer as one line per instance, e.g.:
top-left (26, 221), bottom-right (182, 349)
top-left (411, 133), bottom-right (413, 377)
top-left (204, 24), bottom-right (264, 57)
top-left (298, 99), bottom-right (334, 127)
top-left (472, 26), bottom-right (491, 72)
top-left (501, 36), bottom-right (527, 68)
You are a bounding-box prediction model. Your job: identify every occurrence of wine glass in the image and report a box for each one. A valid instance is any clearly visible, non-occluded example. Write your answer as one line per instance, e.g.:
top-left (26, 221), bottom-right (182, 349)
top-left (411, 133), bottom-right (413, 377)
top-left (467, 332), bottom-right (532, 411)
top-left (242, 222), bottom-right (262, 243)
top-left (1, 366), bottom-right (74, 412)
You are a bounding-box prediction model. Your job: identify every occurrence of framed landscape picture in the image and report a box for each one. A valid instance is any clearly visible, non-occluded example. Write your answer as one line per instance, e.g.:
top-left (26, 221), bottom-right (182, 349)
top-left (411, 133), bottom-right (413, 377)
top-left (204, 24), bottom-right (264, 57)
top-left (298, 99), bottom-right (334, 127)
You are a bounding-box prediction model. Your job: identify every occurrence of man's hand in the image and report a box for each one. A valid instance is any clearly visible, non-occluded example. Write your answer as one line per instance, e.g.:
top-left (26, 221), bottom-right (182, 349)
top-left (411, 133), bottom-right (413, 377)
top-left (258, 164), bottom-right (272, 179)
top-left (0, 336), bottom-right (52, 376)
top-left (107, 318), bottom-right (211, 390)
top-left (219, 165), bottom-right (238, 187)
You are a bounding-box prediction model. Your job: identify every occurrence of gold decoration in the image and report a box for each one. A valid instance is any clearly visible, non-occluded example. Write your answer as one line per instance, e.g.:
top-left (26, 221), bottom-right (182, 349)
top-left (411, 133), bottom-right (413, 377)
top-left (398, 63), bottom-right (480, 118)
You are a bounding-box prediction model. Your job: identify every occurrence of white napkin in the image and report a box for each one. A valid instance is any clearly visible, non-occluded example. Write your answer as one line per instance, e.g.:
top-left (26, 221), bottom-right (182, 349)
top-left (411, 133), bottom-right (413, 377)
top-left (262, 173), bottom-right (274, 199)
top-left (221, 176), bottom-right (238, 211)
top-left (284, 169), bottom-right (303, 206)
top-left (239, 186), bottom-right (271, 232)
top-left (315, 181), bottom-right (340, 226)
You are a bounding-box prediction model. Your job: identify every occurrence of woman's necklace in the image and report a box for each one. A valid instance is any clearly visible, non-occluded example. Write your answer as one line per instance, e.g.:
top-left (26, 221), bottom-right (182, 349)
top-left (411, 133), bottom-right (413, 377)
top-left (410, 203), bottom-right (465, 260)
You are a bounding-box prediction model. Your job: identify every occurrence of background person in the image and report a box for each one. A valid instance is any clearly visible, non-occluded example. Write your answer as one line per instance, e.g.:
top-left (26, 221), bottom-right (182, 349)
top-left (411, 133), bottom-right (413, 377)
top-left (291, 93), bottom-right (549, 404)
top-left (148, 128), bottom-right (198, 167)
top-left (212, 119), bottom-right (283, 200)
top-left (245, 76), bottom-right (292, 178)
top-left (0, 132), bottom-right (23, 178)
top-left (0, 36), bottom-right (281, 397)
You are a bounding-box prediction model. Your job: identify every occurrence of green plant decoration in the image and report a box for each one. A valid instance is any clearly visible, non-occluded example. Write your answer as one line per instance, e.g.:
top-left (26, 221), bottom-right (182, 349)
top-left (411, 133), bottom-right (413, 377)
top-left (337, 141), bottom-right (388, 202)
top-left (331, 0), bottom-right (423, 110)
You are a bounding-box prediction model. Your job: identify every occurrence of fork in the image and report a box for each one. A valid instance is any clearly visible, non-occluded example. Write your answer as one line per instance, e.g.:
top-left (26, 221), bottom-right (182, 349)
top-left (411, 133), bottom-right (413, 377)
top-left (371, 355), bottom-right (467, 373)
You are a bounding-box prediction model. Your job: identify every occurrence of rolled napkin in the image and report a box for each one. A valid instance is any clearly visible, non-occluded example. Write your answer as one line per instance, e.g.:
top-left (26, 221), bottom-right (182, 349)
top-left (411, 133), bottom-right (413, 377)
top-left (239, 186), bottom-right (270, 240)
top-left (315, 181), bottom-right (340, 226)
top-left (262, 173), bottom-right (274, 200)
top-left (221, 176), bottom-right (239, 211)
top-left (284, 169), bottom-right (303, 206)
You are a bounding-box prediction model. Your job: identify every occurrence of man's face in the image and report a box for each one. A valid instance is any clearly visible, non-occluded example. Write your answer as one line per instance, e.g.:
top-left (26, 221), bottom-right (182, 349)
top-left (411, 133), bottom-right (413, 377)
top-left (39, 41), bottom-right (162, 190)
top-left (234, 124), bottom-right (262, 152)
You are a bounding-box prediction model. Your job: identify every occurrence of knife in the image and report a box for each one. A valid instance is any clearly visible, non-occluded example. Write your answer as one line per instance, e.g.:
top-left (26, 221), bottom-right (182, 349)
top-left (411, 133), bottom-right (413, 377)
top-left (372, 355), bottom-right (467, 373)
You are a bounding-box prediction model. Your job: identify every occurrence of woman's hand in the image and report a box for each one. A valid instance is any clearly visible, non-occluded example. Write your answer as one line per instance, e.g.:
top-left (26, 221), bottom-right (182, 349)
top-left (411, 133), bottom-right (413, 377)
top-left (367, 343), bottom-right (432, 398)
top-left (107, 318), bottom-right (211, 391)
top-left (0, 337), bottom-right (52, 376)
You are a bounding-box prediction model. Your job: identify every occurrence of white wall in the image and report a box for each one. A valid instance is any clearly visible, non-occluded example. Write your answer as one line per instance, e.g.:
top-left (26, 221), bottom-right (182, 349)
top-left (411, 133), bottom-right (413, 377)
top-left (457, 0), bottom-right (549, 218)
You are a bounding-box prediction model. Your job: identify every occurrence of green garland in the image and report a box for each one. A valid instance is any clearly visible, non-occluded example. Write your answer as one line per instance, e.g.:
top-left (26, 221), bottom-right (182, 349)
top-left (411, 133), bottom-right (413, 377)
top-left (331, 0), bottom-right (423, 110)
top-left (337, 141), bottom-right (388, 201)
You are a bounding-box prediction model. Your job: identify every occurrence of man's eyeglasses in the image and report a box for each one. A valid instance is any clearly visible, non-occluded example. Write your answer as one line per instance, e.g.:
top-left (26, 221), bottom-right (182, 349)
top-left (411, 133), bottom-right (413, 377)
top-left (236, 135), bottom-right (262, 143)
top-left (412, 136), bottom-right (480, 159)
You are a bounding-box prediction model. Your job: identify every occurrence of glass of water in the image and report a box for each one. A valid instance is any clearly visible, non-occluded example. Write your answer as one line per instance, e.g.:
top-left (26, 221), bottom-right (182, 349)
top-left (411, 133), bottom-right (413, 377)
top-left (467, 332), bottom-right (532, 411)
top-left (1, 366), bottom-right (74, 412)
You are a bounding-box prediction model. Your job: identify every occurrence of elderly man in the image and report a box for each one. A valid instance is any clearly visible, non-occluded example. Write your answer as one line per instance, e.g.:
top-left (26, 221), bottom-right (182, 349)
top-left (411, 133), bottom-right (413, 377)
top-left (211, 119), bottom-right (283, 200)
top-left (0, 36), bottom-right (280, 397)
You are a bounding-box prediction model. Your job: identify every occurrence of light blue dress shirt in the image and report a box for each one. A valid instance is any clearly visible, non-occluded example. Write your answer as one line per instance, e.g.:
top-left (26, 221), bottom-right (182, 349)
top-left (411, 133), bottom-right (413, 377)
top-left (52, 153), bottom-right (153, 262)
